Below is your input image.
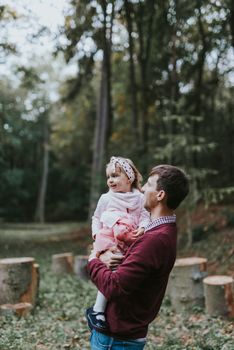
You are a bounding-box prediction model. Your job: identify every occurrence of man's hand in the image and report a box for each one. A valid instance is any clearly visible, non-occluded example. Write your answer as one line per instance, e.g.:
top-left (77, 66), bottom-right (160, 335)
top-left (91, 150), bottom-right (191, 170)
top-left (99, 249), bottom-right (124, 270)
top-left (132, 227), bottom-right (144, 238)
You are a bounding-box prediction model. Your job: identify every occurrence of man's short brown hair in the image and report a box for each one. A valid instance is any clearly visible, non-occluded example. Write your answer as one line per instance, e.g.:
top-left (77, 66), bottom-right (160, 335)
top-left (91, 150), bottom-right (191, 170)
top-left (150, 165), bottom-right (189, 210)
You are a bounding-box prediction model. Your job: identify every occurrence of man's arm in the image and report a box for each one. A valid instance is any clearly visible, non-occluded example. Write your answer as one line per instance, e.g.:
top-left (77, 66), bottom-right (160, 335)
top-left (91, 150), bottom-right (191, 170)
top-left (87, 236), bottom-right (162, 300)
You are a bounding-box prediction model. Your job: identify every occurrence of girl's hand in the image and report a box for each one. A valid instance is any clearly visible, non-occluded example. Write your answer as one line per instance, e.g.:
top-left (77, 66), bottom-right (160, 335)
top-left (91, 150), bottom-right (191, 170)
top-left (132, 227), bottom-right (144, 237)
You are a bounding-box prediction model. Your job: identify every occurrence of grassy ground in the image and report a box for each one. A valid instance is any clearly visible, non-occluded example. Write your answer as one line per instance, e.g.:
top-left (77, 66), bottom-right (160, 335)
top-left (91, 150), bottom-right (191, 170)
top-left (0, 218), bottom-right (233, 350)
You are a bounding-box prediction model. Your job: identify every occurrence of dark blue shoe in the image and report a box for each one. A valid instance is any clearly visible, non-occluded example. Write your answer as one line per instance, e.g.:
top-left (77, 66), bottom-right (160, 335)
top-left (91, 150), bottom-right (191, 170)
top-left (86, 307), bottom-right (108, 331)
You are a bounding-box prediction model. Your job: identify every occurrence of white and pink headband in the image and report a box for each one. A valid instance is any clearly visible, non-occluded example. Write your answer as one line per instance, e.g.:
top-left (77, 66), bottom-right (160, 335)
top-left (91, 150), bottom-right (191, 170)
top-left (109, 157), bottom-right (135, 183)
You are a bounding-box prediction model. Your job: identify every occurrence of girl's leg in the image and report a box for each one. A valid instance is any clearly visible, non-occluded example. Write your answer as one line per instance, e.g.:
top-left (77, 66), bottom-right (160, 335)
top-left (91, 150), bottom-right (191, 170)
top-left (86, 291), bottom-right (108, 331)
top-left (93, 290), bottom-right (107, 313)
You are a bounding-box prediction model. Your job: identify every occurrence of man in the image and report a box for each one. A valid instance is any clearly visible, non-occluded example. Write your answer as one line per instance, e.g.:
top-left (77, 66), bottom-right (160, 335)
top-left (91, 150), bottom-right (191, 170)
top-left (87, 164), bottom-right (189, 349)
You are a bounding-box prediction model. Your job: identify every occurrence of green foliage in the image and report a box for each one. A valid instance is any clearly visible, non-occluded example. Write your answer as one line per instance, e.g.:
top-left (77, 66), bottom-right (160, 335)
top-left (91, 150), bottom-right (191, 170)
top-left (0, 78), bottom-right (48, 221)
top-left (204, 187), bottom-right (234, 206)
top-left (1, 0), bottom-right (234, 223)
top-left (0, 4), bottom-right (18, 59)
top-left (48, 82), bottom-right (96, 221)
top-left (221, 208), bottom-right (234, 227)
top-left (192, 223), bottom-right (217, 242)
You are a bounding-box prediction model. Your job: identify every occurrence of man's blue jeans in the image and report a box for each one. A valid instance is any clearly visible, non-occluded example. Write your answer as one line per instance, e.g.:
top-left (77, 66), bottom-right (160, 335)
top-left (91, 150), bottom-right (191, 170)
top-left (90, 329), bottom-right (146, 349)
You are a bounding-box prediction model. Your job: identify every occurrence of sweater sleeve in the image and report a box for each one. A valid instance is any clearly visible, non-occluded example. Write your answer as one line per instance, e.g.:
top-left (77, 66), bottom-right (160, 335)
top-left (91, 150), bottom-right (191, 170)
top-left (87, 235), bottom-right (163, 300)
top-left (91, 194), bottom-right (107, 238)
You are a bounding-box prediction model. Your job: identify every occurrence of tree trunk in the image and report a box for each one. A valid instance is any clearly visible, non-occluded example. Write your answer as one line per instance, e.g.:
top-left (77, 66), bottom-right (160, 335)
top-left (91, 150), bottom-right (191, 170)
top-left (89, 64), bottom-right (108, 217)
top-left (124, 0), bottom-right (139, 138)
top-left (185, 207), bottom-right (193, 248)
top-left (0, 257), bottom-right (39, 307)
top-left (89, 1), bottom-right (113, 217)
top-left (193, 0), bottom-right (208, 168)
top-left (195, 0), bottom-right (207, 116)
top-left (229, 0), bottom-right (234, 48)
top-left (167, 257), bottom-right (207, 313)
top-left (203, 275), bottom-right (234, 318)
top-left (168, 22), bottom-right (179, 164)
top-left (34, 113), bottom-right (50, 223)
top-left (136, 0), bottom-right (155, 157)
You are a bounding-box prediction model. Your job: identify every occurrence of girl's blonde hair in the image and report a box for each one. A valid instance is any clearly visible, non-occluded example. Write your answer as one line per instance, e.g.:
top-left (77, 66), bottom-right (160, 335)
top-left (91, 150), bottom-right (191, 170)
top-left (106, 156), bottom-right (142, 191)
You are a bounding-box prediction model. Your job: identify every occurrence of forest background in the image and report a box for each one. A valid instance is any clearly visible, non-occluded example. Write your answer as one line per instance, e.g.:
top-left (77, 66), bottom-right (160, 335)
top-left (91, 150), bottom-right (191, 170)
top-left (1, 0), bottom-right (234, 230)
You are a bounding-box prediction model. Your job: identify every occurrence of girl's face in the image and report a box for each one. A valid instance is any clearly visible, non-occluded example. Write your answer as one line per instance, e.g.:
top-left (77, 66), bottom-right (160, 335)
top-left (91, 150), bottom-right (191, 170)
top-left (106, 165), bottom-right (132, 193)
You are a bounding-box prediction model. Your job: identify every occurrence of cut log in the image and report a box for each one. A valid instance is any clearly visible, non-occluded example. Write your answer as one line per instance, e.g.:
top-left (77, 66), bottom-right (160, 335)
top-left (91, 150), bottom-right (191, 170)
top-left (0, 302), bottom-right (33, 317)
top-left (18, 262), bottom-right (40, 307)
top-left (203, 275), bottom-right (234, 318)
top-left (30, 263), bottom-right (40, 306)
top-left (74, 255), bottom-right (89, 281)
top-left (51, 252), bottom-right (74, 274)
top-left (0, 257), bottom-right (38, 307)
top-left (167, 257), bottom-right (207, 313)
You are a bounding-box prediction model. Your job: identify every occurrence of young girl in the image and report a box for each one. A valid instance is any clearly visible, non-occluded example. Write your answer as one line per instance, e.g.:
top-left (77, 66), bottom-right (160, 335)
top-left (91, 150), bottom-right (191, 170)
top-left (86, 156), bottom-right (149, 331)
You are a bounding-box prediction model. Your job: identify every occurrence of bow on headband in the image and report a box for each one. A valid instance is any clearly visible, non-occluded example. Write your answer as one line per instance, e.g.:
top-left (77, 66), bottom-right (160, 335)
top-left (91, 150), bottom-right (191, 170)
top-left (110, 157), bottom-right (135, 183)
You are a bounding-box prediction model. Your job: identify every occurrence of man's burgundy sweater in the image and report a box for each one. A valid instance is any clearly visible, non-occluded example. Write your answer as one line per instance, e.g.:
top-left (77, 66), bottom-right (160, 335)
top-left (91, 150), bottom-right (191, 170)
top-left (87, 223), bottom-right (177, 340)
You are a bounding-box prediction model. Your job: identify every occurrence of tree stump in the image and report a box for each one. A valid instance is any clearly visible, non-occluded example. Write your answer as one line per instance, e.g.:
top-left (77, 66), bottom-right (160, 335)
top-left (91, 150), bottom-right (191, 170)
top-left (74, 255), bottom-right (89, 281)
top-left (0, 302), bottom-right (33, 317)
top-left (167, 257), bottom-right (207, 312)
top-left (32, 263), bottom-right (40, 306)
top-left (0, 257), bottom-right (39, 307)
top-left (52, 252), bottom-right (74, 274)
top-left (203, 275), bottom-right (234, 318)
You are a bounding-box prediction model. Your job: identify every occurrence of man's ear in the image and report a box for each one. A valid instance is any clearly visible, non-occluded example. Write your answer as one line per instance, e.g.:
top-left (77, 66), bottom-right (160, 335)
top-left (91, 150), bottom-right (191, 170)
top-left (156, 190), bottom-right (166, 201)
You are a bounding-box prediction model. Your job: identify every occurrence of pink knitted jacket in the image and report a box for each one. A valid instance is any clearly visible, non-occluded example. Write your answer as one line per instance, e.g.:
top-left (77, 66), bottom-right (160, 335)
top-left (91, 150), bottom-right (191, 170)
top-left (92, 189), bottom-right (150, 253)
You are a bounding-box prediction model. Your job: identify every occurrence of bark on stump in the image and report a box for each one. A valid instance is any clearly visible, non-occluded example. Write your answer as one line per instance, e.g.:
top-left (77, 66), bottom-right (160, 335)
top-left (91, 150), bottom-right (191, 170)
top-left (33, 263), bottom-right (40, 306)
top-left (203, 275), bottom-right (234, 318)
top-left (167, 257), bottom-right (207, 313)
top-left (0, 302), bottom-right (33, 317)
top-left (0, 257), bottom-right (39, 307)
top-left (74, 255), bottom-right (89, 281)
top-left (52, 252), bottom-right (74, 274)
